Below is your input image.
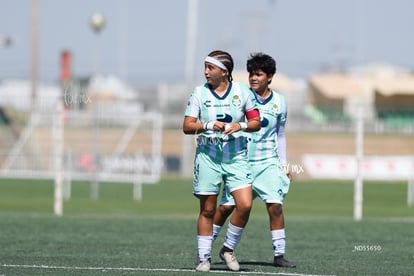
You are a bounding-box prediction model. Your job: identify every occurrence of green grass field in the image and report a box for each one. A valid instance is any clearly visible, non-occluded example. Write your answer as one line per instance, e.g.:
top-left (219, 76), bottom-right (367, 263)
top-left (0, 178), bottom-right (413, 275)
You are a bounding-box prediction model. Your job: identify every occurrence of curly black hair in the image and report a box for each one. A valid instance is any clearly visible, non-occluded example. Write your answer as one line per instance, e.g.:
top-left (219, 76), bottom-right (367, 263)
top-left (246, 52), bottom-right (276, 76)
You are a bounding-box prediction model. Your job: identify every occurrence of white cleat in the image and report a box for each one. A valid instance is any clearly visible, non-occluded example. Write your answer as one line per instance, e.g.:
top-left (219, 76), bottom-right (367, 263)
top-left (219, 248), bottom-right (240, 271)
top-left (195, 259), bottom-right (211, 272)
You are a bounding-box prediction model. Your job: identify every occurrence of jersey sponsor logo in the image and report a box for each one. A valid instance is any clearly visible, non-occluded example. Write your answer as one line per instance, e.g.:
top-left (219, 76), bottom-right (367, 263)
top-left (203, 100), bottom-right (230, 108)
top-left (197, 136), bottom-right (224, 145)
top-left (261, 117), bottom-right (269, 127)
top-left (204, 100), bottom-right (211, 108)
top-left (213, 104), bottom-right (230, 107)
top-left (216, 113), bottom-right (232, 123)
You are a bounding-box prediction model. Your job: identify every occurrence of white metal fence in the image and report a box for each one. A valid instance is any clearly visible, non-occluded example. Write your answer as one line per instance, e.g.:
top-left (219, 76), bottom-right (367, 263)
top-left (0, 102), bottom-right (163, 215)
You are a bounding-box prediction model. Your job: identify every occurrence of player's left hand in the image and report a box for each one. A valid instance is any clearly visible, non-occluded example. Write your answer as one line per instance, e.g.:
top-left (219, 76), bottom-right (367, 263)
top-left (222, 123), bottom-right (239, 135)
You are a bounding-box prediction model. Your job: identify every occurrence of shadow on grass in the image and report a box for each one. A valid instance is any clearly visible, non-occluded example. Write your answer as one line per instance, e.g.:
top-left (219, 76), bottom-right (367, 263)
top-left (239, 261), bottom-right (275, 267)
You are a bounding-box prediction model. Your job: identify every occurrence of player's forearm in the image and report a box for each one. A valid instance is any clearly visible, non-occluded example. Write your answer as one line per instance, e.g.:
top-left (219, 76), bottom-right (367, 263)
top-left (277, 122), bottom-right (287, 166)
top-left (183, 122), bottom-right (205, 134)
top-left (183, 116), bottom-right (205, 134)
top-left (243, 118), bottom-right (261, 132)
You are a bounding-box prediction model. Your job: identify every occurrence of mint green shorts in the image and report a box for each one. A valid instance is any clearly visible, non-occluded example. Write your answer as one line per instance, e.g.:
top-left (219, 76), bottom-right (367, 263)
top-left (220, 158), bottom-right (290, 205)
top-left (192, 151), bottom-right (253, 196)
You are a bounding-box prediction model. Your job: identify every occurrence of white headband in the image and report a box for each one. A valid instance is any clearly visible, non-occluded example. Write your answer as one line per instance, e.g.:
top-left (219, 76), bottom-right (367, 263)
top-left (205, 56), bottom-right (227, 70)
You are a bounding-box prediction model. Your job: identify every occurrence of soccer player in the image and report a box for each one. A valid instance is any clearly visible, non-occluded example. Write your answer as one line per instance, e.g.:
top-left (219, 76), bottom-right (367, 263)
top-left (183, 50), bottom-right (261, 272)
top-left (212, 52), bottom-right (296, 268)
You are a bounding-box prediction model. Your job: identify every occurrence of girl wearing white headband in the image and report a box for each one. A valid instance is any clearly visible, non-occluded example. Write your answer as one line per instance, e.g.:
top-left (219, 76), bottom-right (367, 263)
top-left (183, 50), bottom-right (261, 272)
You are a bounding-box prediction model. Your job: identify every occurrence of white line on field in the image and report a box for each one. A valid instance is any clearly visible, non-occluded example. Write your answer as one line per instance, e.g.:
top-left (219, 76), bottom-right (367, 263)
top-left (0, 264), bottom-right (334, 276)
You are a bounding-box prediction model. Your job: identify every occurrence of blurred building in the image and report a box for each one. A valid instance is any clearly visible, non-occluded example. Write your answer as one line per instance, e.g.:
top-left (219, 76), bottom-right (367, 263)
top-left (307, 63), bottom-right (414, 129)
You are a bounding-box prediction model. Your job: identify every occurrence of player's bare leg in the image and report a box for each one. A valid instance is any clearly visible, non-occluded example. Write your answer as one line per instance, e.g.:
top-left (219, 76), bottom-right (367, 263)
top-left (229, 185), bottom-right (252, 227)
top-left (213, 204), bottom-right (234, 241)
top-left (198, 194), bottom-right (217, 235)
top-left (195, 194), bottom-right (217, 271)
top-left (267, 203), bottom-right (296, 268)
top-left (219, 186), bottom-right (252, 271)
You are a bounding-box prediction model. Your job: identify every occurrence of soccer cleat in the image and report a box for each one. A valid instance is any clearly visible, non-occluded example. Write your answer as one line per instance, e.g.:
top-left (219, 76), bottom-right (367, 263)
top-left (219, 247), bottom-right (240, 271)
top-left (195, 254), bottom-right (211, 265)
top-left (273, 255), bottom-right (296, 268)
top-left (195, 259), bottom-right (211, 272)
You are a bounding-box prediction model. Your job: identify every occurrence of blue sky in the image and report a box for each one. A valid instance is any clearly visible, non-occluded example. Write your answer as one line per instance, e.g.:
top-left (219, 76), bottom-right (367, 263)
top-left (0, 0), bottom-right (413, 85)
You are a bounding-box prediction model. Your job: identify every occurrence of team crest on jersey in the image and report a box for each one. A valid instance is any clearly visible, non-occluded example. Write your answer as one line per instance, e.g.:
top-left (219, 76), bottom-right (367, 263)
top-left (232, 95), bottom-right (241, 107)
top-left (272, 104), bottom-right (279, 114)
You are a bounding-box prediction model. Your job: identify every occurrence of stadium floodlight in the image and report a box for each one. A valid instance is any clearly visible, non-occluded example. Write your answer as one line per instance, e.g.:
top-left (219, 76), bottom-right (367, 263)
top-left (88, 12), bottom-right (106, 77)
top-left (89, 12), bottom-right (106, 34)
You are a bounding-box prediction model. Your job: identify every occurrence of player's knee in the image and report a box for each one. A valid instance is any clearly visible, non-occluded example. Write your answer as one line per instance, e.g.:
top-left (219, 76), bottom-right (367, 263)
top-left (219, 205), bottom-right (235, 217)
top-left (237, 201), bottom-right (252, 214)
top-left (200, 207), bottom-right (216, 219)
top-left (269, 203), bottom-right (283, 217)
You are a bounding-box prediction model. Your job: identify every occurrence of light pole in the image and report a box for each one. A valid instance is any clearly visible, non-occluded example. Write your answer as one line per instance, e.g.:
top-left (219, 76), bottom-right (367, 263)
top-left (31, 0), bottom-right (39, 115)
top-left (181, 0), bottom-right (199, 177)
top-left (89, 12), bottom-right (106, 76)
top-left (88, 12), bottom-right (106, 200)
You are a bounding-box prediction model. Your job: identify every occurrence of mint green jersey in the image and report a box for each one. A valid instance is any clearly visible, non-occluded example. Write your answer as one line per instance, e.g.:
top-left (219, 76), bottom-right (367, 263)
top-left (246, 90), bottom-right (287, 164)
top-left (185, 82), bottom-right (258, 162)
